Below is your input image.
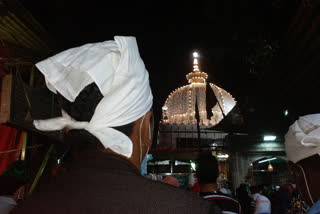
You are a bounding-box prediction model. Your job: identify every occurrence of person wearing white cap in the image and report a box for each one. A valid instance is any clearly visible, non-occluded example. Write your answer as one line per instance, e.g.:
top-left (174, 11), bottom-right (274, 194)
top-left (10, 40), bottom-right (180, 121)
top-left (11, 36), bottom-right (221, 214)
top-left (285, 113), bottom-right (320, 213)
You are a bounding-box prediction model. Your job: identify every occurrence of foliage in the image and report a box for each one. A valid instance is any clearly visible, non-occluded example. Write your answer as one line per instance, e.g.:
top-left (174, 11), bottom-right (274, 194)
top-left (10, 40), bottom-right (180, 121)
top-left (243, 37), bottom-right (280, 74)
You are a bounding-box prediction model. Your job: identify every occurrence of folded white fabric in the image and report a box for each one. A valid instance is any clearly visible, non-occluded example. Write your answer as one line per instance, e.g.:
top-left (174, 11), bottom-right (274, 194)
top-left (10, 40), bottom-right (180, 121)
top-left (285, 114), bottom-right (320, 163)
top-left (34, 36), bottom-right (153, 158)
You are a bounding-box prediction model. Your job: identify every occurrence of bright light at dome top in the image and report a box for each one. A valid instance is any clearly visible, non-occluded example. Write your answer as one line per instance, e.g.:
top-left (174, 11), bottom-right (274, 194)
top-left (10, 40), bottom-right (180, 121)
top-left (193, 52), bottom-right (199, 58)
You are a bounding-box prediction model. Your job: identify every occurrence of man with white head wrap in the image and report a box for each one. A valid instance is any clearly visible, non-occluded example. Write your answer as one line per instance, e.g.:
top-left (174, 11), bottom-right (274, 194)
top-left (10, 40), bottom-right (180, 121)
top-left (12, 36), bottom-right (221, 214)
top-left (285, 113), bottom-right (320, 213)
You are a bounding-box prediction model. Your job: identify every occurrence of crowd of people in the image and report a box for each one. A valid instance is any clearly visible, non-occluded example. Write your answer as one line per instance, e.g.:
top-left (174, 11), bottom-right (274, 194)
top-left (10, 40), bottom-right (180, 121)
top-left (235, 183), bottom-right (309, 214)
top-left (158, 154), bottom-right (313, 214)
top-left (0, 36), bottom-right (319, 213)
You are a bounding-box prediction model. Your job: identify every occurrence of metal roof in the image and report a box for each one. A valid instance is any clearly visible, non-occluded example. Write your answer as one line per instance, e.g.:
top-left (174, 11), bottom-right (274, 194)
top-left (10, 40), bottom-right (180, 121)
top-left (0, 0), bottom-right (56, 59)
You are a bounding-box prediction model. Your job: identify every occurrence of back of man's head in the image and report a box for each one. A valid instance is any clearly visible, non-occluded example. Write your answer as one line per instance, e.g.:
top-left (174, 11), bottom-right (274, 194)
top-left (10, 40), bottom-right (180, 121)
top-left (34, 36), bottom-right (153, 160)
top-left (57, 83), bottom-right (134, 154)
top-left (163, 176), bottom-right (179, 187)
top-left (196, 152), bottom-right (219, 184)
top-left (250, 186), bottom-right (258, 195)
top-left (285, 113), bottom-right (320, 206)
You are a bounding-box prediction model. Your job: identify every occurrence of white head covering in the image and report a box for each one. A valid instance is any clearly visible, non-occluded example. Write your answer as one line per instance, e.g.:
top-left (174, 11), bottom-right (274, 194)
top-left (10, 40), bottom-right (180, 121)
top-left (285, 114), bottom-right (320, 163)
top-left (33, 36), bottom-right (153, 158)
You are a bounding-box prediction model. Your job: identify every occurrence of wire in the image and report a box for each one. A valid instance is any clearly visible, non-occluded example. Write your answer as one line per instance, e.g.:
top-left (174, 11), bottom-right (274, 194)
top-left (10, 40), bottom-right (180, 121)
top-left (0, 144), bottom-right (43, 154)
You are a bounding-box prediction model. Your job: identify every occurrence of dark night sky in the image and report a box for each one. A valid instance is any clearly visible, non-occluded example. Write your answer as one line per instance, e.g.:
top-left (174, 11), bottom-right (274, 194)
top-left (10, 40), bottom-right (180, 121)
top-left (19, 0), bottom-right (300, 133)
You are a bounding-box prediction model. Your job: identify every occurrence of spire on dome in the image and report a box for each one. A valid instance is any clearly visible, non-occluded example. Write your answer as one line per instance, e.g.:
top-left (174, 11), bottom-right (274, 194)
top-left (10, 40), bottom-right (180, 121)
top-left (186, 51), bottom-right (208, 84)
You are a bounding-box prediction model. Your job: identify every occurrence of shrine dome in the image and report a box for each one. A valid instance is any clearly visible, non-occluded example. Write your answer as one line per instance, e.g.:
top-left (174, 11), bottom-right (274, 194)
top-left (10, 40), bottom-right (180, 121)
top-left (162, 52), bottom-right (236, 126)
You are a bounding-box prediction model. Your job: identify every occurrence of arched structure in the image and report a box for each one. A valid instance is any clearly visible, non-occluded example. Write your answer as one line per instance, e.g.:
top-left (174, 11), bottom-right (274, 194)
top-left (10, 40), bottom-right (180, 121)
top-left (228, 134), bottom-right (287, 191)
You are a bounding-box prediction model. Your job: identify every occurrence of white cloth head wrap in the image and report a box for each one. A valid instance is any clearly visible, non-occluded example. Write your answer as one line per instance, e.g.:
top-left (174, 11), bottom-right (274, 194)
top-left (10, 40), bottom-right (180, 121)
top-left (33, 36), bottom-right (153, 158)
top-left (285, 114), bottom-right (320, 163)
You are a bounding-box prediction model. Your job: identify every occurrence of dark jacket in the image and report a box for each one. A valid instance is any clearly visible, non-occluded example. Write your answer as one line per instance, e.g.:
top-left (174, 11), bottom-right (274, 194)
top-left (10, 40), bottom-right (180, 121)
top-left (12, 151), bottom-right (221, 214)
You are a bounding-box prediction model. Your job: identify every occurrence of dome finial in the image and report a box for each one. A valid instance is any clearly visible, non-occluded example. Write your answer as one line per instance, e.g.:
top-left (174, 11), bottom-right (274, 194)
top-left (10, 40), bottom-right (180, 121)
top-left (186, 51), bottom-right (208, 83)
top-left (193, 51), bottom-right (200, 72)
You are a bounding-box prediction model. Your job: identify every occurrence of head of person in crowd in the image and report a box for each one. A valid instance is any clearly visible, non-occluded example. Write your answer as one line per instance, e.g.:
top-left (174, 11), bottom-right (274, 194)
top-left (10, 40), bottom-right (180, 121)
top-left (163, 176), bottom-right (179, 187)
top-left (33, 36), bottom-right (154, 172)
top-left (239, 183), bottom-right (248, 192)
top-left (279, 184), bottom-right (293, 195)
top-left (237, 183), bottom-right (248, 196)
top-left (250, 185), bottom-right (265, 195)
top-left (0, 175), bottom-right (25, 199)
top-left (196, 151), bottom-right (219, 192)
top-left (1, 160), bottom-right (29, 198)
top-left (196, 152), bottom-right (241, 214)
top-left (285, 113), bottom-right (320, 206)
top-left (249, 186), bottom-right (258, 195)
top-left (0, 160), bottom-right (29, 214)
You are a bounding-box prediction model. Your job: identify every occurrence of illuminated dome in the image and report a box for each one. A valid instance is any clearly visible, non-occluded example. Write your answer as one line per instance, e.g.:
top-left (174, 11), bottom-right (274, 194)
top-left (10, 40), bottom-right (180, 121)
top-left (162, 52), bottom-right (236, 126)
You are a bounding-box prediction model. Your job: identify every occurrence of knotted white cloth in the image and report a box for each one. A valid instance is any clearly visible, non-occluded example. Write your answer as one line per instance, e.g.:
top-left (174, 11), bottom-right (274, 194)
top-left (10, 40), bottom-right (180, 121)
top-left (34, 36), bottom-right (153, 158)
top-left (285, 114), bottom-right (320, 163)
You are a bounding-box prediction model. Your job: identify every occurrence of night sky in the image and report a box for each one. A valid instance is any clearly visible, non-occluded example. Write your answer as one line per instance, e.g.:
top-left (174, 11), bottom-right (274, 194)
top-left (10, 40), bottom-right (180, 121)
top-left (19, 0), bottom-right (300, 133)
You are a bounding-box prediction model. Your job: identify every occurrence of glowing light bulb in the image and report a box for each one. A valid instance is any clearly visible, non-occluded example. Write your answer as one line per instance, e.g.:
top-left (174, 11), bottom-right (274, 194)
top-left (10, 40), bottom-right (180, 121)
top-left (268, 163), bottom-right (274, 172)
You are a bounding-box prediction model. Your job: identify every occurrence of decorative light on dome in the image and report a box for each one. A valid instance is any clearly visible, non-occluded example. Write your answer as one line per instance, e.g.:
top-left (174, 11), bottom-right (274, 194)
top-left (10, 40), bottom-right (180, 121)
top-left (193, 58), bottom-right (198, 65)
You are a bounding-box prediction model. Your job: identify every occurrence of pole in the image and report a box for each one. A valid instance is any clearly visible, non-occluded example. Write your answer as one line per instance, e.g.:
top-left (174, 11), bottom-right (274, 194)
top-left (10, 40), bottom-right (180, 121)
top-left (28, 144), bottom-right (54, 195)
top-left (195, 97), bottom-right (201, 152)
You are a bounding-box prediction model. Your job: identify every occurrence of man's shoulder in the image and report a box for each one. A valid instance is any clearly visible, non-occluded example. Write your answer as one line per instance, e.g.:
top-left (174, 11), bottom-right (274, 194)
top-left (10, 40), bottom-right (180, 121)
top-left (120, 177), bottom-right (222, 214)
top-left (254, 193), bottom-right (270, 201)
top-left (141, 177), bottom-right (208, 202)
top-left (201, 192), bottom-right (240, 214)
top-left (12, 172), bottom-right (221, 214)
top-left (255, 194), bottom-right (271, 205)
top-left (202, 192), bottom-right (239, 203)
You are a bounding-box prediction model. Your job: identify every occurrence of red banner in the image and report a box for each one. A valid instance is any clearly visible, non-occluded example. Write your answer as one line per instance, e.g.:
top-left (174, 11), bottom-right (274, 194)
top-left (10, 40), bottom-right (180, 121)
top-left (0, 125), bottom-right (24, 174)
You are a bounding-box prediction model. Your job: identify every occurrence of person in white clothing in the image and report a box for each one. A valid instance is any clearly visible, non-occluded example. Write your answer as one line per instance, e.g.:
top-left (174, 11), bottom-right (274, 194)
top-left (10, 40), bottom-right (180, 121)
top-left (251, 186), bottom-right (271, 214)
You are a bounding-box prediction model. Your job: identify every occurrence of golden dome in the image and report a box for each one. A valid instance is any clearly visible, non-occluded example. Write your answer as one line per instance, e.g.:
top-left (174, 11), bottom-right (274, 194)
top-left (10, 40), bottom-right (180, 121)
top-left (162, 52), bottom-right (236, 126)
